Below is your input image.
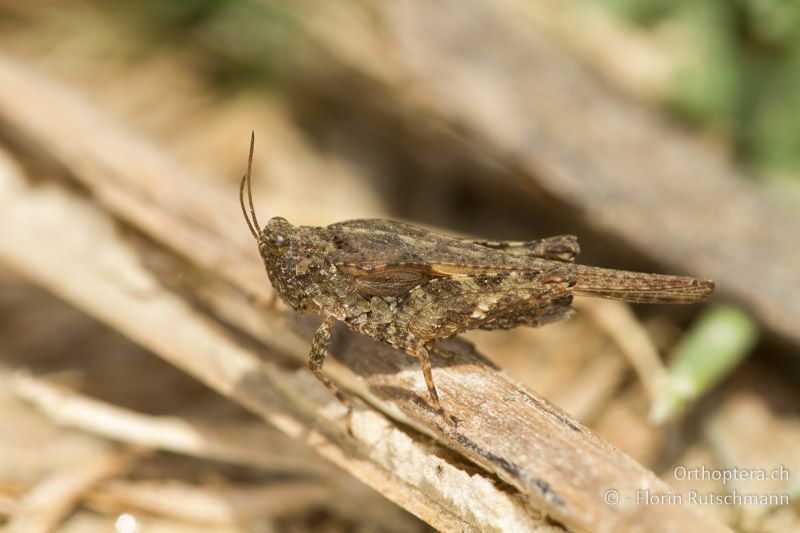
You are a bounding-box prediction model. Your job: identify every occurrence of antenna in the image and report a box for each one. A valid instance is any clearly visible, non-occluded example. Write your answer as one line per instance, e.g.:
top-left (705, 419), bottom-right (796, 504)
top-left (239, 131), bottom-right (260, 240)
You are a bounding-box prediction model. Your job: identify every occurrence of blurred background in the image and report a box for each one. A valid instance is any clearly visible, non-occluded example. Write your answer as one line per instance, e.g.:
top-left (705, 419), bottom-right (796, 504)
top-left (0, 1), bottom-right (798, 532)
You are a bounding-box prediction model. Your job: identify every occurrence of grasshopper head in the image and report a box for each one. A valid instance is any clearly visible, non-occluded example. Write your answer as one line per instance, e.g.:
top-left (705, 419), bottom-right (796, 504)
top-left (259, 216), bottom-right (307, 311)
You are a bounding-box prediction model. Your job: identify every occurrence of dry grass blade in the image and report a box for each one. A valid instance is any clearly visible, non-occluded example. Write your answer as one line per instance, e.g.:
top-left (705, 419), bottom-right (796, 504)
top-left (0, 55), bottom-right (730, 531)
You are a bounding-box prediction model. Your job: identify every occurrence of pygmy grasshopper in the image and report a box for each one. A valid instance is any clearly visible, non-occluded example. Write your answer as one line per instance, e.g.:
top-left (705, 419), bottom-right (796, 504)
top-left (239, 134), bottom-right (714, 416)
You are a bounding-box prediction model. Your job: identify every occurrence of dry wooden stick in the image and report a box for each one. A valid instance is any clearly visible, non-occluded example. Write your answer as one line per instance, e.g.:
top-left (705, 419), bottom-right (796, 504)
top-left (4, 449), bottom-right (132, 533)
top-left (11, 371), bottom-right (333, 477)
top-left (87, 480), bottom-right (333, 526)
top-left (0, 56), bottom-right (730, 532)
top-left (577, 300), bottom-right (665, 399)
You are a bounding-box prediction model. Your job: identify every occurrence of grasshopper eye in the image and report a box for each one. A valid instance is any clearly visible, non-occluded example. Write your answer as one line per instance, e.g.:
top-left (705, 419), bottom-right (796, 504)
top-left (264, 232), bottom-right (289, 256)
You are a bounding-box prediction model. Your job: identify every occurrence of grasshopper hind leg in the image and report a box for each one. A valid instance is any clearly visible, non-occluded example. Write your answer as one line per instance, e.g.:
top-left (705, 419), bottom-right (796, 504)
top-left (405, 342), bottom-right (460, 425)
top-left (477, 299), bottom-right (576, 330)
top-left (406, 344), bottom-right (443, 414)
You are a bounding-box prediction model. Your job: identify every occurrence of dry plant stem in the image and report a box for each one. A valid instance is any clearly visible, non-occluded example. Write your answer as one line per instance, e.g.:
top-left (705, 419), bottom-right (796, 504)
top-left (296, 0), bottom-right (800, 348)
top-left (577, 300), bottom-right (665, 399)
top-left (0, 99), bottom-right (730, 533)
top-left (11, 372), bottom-right (333, 478)
top-left (87, 480), bottom-right (333, 525)
top-left (4, 449), bottom-right (132, 533)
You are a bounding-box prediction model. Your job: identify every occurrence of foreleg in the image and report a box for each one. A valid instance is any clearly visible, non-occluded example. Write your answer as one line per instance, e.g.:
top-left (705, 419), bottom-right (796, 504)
top-left (309, 316), bottom-right (352, 415)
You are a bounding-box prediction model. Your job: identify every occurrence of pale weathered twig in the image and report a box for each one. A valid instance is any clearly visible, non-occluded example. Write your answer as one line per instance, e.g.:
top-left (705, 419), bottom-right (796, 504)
top-left (4, 449), bottom-right (132, 533)
top-left (11, 371), bottom-right (333, 478)
top-left (577, 299), bottom-right (666, 400)
top-left (86, 479), bottom-right (333, 526)
top-left (0, 54), bottom-right (729, 532)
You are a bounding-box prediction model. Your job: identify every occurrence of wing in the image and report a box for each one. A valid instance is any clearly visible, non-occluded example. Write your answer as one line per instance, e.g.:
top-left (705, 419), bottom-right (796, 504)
top-left (325, 219), bottom-right (574, 289)
top-left (571, 264), bottom-right (715, 304)
top-left (325, 218), bottom-right (579, 297)
top-left (467, 235), bottom-right (579, 262)
top-left (337, 264), bottom-right (443, 297)
top-left (324, 219), bottom-right (713, 304)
